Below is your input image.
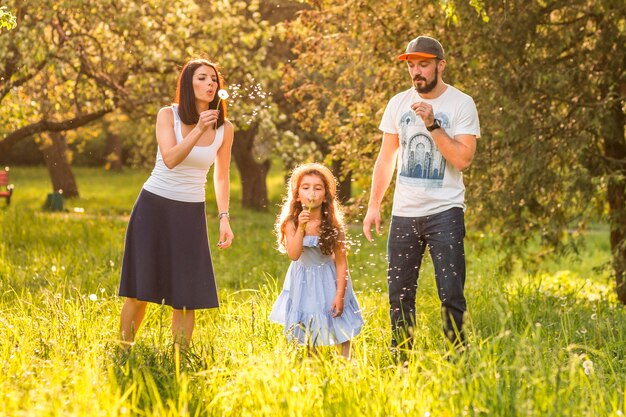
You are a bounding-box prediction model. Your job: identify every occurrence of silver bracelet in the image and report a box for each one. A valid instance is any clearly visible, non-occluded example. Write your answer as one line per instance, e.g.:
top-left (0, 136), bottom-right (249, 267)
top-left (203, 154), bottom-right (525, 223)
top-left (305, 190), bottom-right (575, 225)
top-left (218, 212), bottom-right (230, 220)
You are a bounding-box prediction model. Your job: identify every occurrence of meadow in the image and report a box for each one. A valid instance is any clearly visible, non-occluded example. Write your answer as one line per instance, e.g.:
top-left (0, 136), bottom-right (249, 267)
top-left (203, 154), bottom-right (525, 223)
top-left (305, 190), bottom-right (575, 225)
top-left (0, 166), bottom-right (624, 416)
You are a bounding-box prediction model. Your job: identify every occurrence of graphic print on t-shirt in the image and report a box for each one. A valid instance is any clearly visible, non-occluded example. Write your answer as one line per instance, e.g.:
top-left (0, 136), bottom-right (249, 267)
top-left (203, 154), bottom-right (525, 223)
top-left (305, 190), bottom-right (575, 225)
top-left (398, 110), bottom-right (449, 188)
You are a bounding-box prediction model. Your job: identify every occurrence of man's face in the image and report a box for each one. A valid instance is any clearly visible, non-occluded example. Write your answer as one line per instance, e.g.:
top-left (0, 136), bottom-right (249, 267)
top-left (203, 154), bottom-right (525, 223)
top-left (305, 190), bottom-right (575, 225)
top-left (407, 58), bottom-right (441, 94)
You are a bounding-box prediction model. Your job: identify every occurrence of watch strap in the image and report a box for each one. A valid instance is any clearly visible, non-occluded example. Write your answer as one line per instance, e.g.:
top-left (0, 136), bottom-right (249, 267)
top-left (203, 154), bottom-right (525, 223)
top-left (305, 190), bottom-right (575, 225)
top-left (427, 119), bottom-right (441, 132)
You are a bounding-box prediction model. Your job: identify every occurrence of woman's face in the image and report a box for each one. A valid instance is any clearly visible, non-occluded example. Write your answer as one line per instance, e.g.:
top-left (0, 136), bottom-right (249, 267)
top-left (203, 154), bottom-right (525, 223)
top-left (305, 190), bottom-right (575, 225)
top-left (297, 174), bottom-right (326, 209)
top-left (192, 65), bottom-right (218, 105)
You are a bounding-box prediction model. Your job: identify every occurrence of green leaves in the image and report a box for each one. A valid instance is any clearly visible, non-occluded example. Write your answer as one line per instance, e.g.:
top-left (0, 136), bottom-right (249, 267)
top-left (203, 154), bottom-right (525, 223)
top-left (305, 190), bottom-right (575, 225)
top-left (0, 6), bottom-right (17, 30)
top-left (283, 0), bottom-right (626, 300)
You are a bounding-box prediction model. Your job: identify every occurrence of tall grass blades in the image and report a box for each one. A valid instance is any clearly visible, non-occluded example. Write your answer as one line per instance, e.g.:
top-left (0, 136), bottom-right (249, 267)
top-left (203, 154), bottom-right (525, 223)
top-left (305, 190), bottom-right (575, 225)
top-left (0, 167), bottom-right (624, 416)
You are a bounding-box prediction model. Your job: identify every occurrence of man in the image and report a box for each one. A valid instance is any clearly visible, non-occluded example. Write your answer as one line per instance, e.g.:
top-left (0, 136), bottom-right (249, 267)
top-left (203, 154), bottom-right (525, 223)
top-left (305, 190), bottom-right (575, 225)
top-left (363, 36), bottom-right (480, 350)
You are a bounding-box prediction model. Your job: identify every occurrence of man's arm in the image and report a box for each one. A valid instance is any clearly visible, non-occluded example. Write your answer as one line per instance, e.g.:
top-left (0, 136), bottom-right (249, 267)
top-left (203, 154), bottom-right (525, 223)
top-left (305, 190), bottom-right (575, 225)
top-left (362, 132), bottom-right (400, 241)
top-left (412, 101), bottom-right (477, 171)
top-left (430, 130), bottom-right (476, 171)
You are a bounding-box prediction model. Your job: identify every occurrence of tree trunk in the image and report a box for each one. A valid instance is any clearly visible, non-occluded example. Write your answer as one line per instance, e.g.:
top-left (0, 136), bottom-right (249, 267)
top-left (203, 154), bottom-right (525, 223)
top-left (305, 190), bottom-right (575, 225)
top-left (608, 176), bottom-right (626, 304)
top-left (604, 92), bottom-right (626, 304)
top-left (332, 159), bottom-right (352, 204)
top-left (41, 131), bottom-right (79, 198)
top-left (232, 125), bottom-right (270, 210)
top-left (105, 124), bottom-right (123, 171)
top-left (597, 11), bottom-right (626, 305)
top-left (606, 132), bottom-right (626, 303)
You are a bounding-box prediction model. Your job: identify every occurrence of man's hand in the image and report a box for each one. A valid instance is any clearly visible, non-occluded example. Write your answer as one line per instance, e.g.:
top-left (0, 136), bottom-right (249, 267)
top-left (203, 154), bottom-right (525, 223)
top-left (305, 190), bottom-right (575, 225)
top-left (363, 207), bottom-right (382, 242)
top-left (411, 101), bottom-right (435, 126)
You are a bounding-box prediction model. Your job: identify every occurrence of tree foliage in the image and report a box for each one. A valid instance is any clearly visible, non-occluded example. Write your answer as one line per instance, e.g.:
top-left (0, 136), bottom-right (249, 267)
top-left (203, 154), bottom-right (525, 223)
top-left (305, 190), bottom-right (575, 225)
top-left (1, 0), bottom-right (624, 302)
top-left (453, 0), bottom-right (625, 301)
top-left (0, 0), bottom-right (197, 166)
top-left (285, 0), bottom-right (626, 302)
top-left (0, 6), bottom-right (17, 30)
top-left (0, 0), bottom-right (296, 203)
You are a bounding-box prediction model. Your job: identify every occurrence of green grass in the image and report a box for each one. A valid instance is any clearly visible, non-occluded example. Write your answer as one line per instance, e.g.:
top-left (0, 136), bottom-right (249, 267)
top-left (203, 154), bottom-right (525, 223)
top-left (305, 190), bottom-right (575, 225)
top-left (1, 167), bottom-right (625, 416)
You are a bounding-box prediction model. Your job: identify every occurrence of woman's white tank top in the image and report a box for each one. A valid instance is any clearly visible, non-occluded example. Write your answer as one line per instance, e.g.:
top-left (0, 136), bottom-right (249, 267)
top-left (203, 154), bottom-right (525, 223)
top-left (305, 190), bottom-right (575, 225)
top-left (143, 105), bottom-right (224, 202)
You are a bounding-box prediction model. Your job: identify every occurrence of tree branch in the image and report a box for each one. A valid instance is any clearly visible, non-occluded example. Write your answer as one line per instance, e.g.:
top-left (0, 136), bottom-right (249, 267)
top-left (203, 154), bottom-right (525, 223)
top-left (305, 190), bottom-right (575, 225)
top-left (0, 108), bottom-right (113, 152)
top-left (0, 57), bottom-right (49, 101)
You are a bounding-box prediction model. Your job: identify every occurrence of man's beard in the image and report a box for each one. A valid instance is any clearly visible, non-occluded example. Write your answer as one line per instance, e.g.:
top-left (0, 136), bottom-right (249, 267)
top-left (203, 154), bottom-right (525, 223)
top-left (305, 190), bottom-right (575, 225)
top-left (414, 67), bottom-right (439, 94)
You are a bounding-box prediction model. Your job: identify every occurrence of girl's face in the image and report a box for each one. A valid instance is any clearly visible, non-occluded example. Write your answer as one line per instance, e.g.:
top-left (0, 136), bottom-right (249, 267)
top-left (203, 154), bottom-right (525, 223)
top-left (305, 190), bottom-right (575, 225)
top-left (192, 65), bottom-right (218, 104)
top-left (297, 174), bottom-right (326, 209)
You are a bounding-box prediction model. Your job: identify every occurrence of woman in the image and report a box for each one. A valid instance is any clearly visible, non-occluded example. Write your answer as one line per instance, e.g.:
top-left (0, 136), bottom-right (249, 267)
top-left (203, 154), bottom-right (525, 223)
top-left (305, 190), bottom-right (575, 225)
top-left (118, 58), bottom-right (234, 349)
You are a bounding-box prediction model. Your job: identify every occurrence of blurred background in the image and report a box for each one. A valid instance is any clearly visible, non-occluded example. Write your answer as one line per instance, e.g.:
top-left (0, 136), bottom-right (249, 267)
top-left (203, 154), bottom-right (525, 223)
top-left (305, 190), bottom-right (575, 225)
top-left (1, 0), bottom-right (624, 299)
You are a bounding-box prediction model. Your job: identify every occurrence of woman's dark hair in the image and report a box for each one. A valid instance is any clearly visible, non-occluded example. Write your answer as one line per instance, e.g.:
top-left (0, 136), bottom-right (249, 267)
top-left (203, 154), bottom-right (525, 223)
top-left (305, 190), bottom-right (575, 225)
top-left (174, 59), bottom-right (227, 128)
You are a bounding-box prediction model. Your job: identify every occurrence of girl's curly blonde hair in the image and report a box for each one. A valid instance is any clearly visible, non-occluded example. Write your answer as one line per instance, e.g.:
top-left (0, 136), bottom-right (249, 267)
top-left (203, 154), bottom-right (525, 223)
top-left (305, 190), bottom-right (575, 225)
top-left (275, 163), bottom-right (345, 256)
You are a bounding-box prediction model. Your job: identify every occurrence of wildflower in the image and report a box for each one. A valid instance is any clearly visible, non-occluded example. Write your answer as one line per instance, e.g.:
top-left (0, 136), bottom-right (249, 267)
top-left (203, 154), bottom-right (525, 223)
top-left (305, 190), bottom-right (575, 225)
top-left (217, 88), bottom-right (229, 102)
top-left (302, 192), bottom-right (315, 231)
top-left (89, 294), bottom-right (98, 301)
top-left (216, 89), bottom-right (229, 112)
top-left (214, 89), bottom-right (229, 129)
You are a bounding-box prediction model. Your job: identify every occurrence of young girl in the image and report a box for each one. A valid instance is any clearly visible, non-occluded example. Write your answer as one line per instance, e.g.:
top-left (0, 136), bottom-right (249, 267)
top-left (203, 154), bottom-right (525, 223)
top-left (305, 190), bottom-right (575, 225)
top-left (269, 163), bottom-right (363, 358)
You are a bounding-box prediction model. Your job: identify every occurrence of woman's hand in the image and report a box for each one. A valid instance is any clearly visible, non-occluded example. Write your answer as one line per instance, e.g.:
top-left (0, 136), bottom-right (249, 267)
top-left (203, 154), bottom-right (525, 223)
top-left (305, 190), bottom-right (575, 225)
top-left (331, 294), bottom-right (344, 318)
top-left (217, 218), bottom-right (234, 249)
top-left (197, 109), bottom-right (220, 131)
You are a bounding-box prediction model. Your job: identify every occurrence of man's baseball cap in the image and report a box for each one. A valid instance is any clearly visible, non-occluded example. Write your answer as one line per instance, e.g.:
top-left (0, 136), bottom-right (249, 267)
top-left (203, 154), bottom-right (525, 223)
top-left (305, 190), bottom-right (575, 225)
top-left (397, 36), bottom-right (445, 61)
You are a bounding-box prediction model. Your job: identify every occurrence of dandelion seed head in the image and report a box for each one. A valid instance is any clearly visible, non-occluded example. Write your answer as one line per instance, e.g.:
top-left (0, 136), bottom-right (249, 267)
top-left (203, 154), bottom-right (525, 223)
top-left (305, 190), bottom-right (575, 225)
top-left (582, 359), bottom-right (594, 375)
top-left (218, 89), bottom-right (229, 100)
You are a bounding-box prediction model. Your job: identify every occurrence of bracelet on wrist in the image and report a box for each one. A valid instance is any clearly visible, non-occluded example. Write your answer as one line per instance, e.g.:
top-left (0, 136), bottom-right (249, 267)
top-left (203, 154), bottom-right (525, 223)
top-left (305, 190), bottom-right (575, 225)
top-left (218, 212), bottom-right (230, 220)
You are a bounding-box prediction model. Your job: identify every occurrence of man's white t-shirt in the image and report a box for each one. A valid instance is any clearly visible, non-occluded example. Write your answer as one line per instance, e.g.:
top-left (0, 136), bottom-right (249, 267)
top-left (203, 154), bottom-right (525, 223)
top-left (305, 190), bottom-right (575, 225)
top-left (379, 85), bottom-right (481, 217)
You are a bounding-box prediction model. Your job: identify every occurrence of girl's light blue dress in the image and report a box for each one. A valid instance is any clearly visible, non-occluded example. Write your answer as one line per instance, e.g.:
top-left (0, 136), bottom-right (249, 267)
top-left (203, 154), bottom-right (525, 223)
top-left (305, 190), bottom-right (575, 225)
top-left (270, 235), bottom-right (364, 346)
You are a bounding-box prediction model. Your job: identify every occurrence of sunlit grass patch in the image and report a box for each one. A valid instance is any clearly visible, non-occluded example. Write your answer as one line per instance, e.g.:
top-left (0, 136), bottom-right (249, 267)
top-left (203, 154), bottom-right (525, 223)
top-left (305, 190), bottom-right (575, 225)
top-left (0, 167), bottom-right (624, 416)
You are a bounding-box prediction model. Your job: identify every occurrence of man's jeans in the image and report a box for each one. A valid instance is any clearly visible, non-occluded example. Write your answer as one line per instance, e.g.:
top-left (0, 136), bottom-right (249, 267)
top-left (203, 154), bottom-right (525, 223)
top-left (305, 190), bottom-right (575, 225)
top-left (387, 207), bottom-right (466, 348)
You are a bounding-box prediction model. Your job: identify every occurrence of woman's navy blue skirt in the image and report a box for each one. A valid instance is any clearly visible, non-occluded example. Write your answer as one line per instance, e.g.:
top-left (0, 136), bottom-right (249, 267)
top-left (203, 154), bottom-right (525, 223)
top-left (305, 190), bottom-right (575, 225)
top-left (119, 189), bottom-right (219, 310)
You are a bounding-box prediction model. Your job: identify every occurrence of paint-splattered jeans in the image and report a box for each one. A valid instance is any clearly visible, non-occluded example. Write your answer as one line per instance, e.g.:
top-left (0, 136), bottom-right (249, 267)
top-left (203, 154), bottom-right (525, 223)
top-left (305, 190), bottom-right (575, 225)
top-left (387, 207), bottom-right (466, 348)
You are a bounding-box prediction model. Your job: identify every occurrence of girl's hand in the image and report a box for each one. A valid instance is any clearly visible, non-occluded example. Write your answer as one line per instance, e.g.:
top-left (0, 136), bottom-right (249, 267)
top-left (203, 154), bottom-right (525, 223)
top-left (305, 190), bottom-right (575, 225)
top-left (298, 209), bottom-right (310, 231)
top-left (217, 219), bottom-right (234, 249)
top-left (331, 294), bottom-right (344, 318)
top-left (197, 109), bottom-right (220, 131)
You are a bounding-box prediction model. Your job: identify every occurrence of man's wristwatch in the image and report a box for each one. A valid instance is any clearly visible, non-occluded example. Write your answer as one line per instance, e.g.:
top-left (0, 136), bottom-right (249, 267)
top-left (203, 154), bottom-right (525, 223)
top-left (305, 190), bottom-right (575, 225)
top-left (426, 119), bottom-right (441, 132)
